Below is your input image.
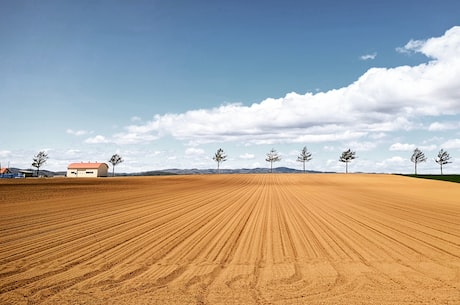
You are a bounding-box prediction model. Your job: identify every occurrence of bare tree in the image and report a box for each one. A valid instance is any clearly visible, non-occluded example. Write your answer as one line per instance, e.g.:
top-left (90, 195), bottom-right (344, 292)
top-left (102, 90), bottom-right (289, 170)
top-left (32, 151), bottom-right (48, 177)
top-left (265, 148), bottom-right (281, 173)
top-left (212, 148), bottom-right (227, 174)
top-left (109, 154), bottom-right (124, 177)
top-left (339, 149), bottom-right (356, 173)
top-left (435, 149), bottom-right (452, 175)
top-left (410, 148), bottom-right (426, 175)
top-left (297, 146), bottom-right (312, 173)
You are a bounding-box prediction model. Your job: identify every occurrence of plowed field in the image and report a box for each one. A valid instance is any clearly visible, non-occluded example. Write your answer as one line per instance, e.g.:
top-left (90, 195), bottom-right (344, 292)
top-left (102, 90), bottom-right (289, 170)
top-left (1, 174), bottom-right (459, 304)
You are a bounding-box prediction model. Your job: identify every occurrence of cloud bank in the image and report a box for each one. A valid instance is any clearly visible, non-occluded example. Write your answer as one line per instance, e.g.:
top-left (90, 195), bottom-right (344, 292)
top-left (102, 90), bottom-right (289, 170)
top-left (88, 27), bottom-right (460, 146)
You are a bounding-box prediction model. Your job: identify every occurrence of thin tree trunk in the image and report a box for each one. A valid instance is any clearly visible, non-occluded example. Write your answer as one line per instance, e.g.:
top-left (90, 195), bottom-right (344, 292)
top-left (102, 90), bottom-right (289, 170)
top-left (113, 167), bottom-right (115, 177)
top-left (217, 162), bottom-right (220, 174)
top-left (441, 163), bottom-right (443, 175)
top-left (303, 161), bottom-right (305, 173)
top-left (415, 162), bottom-right (417, 175)
top-left (345, 162), bottom-right (348, 174)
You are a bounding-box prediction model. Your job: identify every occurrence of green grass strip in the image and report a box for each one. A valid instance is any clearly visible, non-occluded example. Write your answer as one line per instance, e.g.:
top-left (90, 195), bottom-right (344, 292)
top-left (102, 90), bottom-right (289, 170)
top-left (400, 174), bottom-right (460, 183)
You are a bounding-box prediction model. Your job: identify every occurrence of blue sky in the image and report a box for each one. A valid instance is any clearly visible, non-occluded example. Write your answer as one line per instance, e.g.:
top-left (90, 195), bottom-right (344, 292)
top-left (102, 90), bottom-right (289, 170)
top-left (1, 0), bottom-right (460, 174)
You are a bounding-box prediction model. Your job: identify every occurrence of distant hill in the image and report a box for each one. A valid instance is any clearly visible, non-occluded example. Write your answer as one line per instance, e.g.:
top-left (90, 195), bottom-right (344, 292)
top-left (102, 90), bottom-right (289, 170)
top-left (3, 167), bottom-right (327, 177)
top-left (121, 167), bottom-right (326, 176)
top-left (5, 168), bottom-right (66, 177)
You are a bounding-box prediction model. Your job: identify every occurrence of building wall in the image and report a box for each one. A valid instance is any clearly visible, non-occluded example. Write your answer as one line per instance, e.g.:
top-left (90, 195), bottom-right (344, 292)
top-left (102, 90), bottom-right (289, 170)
top-left (67, 166), bottom-right (108, 178)
top-left (97, 165), bottom-right (108, 177)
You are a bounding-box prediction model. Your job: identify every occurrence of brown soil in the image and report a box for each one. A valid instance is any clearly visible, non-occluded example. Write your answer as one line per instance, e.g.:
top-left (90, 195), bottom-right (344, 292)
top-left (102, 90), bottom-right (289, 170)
top-left (1, 174), bottom-right (459, 304)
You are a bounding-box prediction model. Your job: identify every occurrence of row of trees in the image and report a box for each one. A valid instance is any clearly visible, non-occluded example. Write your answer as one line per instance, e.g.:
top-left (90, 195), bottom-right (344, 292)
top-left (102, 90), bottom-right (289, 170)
top-left (213, 147), bottom-right (453, 175)
top-left (30, 152), bottom-right (124, 176)
top-left (29, 147), bottom-right (453, 176)
top-left (213, 146), bottom-right (353, 174)
top-left (411, 148), bottom-right (452, 175)
top-left (214, 147), bottom-right (354, 173)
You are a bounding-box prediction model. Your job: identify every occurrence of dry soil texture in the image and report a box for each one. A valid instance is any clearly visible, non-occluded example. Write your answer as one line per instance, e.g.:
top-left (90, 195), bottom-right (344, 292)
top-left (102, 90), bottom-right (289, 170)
top-left (1, 174), bottom-right (459, 305)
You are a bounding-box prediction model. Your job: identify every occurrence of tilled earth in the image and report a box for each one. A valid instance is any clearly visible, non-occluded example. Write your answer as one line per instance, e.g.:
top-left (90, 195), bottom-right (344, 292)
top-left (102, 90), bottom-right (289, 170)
top-left (1, 174), bottom-right (459, 304)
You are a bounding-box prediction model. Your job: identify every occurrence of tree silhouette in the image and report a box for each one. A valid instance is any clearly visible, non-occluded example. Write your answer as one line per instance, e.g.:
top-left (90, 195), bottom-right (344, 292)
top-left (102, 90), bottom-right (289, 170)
top-left (435, 149), bottom-right (452, 175)
top-left (109, 154), bottom-right (124, 177)
top-left (212, 148), bottom-right (227, 174)
top-left (32, 151), bottom-right (48, 177)
top-left (265, 148), bottom-right (281, 173)
top-left (410, 148), bottom-right (426, 175)
top-left (339, 149), bottom-right (356, 173)
top-left (297, 146), bottom-right (312, 173)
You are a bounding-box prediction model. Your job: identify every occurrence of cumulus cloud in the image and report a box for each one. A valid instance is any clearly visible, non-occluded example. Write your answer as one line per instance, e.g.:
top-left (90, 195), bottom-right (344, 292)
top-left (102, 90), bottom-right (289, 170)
top-left (89, 27), bottom-right (460, 146)
top-left (360, 52), bottom-right (377, 60)
top-left (428, 121), bottom-right (460, 131)
top-left (386, 156), bottom-right (405, 163)
top-left (398, 27), bottom-right (460, 60)
top-left (347, 141), bottom-right (379, 151)
top-left (442, 138), bottom-right (460, 150)
top-left (375, 156), bottom-right (407, 172)
top-left (83, 130), bottom-right (158, 145)
top-left (66, 129), bottom-right (91, 136)
top-left (423, 144), bottom-right (437, 151)
top-left (65, 149), bottom-right (81, 155)
top-left (0, 150), bottom-right (12, 158)
top-left (389, 143), bottom-right (416, 151)
top-left (389, 143), bottom-right (437, 152)
top-left (111, 132), bottom-right (158, 145)
top-left (396, 40), bottom-right (425, 54)
top-left (239, 153), bottom-right (255, 159)
top-left (185, 147), bottom-right (206, 156)
top-left (85, 135), bottom-right (109, 144)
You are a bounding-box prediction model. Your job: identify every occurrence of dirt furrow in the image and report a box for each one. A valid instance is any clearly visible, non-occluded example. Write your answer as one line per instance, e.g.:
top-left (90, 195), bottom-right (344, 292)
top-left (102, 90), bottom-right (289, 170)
top-left (1, 174), bottom-right (459, 305)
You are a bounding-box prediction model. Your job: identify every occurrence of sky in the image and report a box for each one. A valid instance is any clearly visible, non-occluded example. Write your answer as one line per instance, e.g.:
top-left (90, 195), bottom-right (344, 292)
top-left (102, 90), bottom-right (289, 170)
top-left (1, 0), bottom-right (460, 174)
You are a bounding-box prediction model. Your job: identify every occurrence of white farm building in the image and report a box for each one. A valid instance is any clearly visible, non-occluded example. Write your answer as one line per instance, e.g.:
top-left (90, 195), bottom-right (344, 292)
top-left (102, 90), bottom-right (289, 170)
top-left (67, 162), bottom-right (109, 178)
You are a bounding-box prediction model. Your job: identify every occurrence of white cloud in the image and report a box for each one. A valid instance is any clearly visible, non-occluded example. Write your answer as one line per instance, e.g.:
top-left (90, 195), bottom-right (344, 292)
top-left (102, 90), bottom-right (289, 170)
top-left (396, 40), bottom-right (425, 54)
top-left (66, 129), bottom-right (91, 136)
top-left (360, 52), bottom-right (377, 60)
top-left (389, 143), bottom-right (416, 151)
top-left (428, 121), bottom-right (460, 131)
top-left (85, 135), bottom-right (109, 144)
top-left (389, 143), bottom-right (437, 152)
top-left (131, 116), bottom-right (142, 122)
top-left (369, 132), bottom-right (387, 139)
top-left (0, 150), bottom-right (11, 158)
top-left (442, 138), bottom-right (460, 150)
top-left (111, 132), bottom-right (158, 145)
top-left (82, 129), bottom-right (158, 145)
top-left (88, 27), bottom-right (460, 147)
top-left (239, 153), bottom-right (255, 159)
top-left (375, 156), bottom-right (407, 172)
top-left (421, 144), bottom-right (437, 151)
top-left (348, 141), bottom-right (379, 151)
top-left (386, 156), bottom-right (405, 164)
top-left (398, 27), bottom-right (460, 60)
top-left (65, 149), bottom-right (81, 156)
top-left (185, 147), bottom-right (206, 156)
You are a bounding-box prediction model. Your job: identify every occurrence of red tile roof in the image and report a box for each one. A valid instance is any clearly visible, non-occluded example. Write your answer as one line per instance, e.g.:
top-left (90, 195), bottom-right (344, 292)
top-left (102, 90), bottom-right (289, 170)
top-left (0, 168), bottom-right (11, 174)
top-left (67, 162), bottom-right (108, 169)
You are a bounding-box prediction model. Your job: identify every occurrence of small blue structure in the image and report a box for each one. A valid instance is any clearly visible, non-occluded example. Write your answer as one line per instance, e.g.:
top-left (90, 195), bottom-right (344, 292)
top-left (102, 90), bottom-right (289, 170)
top-left (0, 168), bottom-right (25, 178)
